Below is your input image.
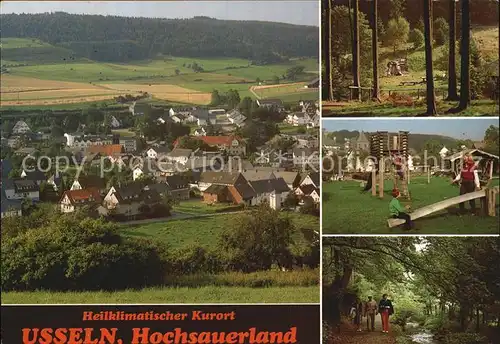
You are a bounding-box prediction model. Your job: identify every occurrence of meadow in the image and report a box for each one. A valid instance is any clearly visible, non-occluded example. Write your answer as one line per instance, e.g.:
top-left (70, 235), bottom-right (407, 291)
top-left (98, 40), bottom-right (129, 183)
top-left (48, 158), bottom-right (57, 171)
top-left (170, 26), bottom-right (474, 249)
top-left (322, 175), bottom-right (500, 234)
top-left (121, 212), bottom-right (319, 250)
top-left (2, 286), bottom-right (319, 304)
top-left (1, 38), bottom-right (319, 107)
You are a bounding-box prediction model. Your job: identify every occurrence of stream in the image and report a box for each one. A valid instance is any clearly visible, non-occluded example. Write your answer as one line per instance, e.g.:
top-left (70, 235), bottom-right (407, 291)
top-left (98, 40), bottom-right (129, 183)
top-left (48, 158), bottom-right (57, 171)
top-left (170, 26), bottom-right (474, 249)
top-left (407, 322), bottom-right (437, 344)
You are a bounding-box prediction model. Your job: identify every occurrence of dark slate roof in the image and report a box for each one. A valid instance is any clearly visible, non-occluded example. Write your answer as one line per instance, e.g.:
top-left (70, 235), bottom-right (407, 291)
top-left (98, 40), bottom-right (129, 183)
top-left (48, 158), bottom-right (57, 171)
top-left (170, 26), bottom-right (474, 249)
top-left (308, 172), bottom-right (320, 187)
top-left (299, 184), bottom-right (319, 196)
top-left (13, 179), bottom-right (39, 192)
top-left (204, 184), bottom-right (228, 194)
top-left (144, 183), bottom-right (171, 195)
top-left (168, 148), bottom-right (193, 158)
top-left (250, 177), bottom-right (290, 195)
top-left (1, 159), bottom-right (13, 179)
top-left (232, 182), bottom-right (257, 200)
top-left (22, 169), bottom-right (46, 181)
top-left (113, 182), bottom-right (144, 200)
top-left (200, 171), bottom-right (242, 185)
top-left (165, 175), bottom-right (189, 189)
top-left (192, 109), bottom-right (210, 119)
top-left (76, 175), bottom-right (106, 189)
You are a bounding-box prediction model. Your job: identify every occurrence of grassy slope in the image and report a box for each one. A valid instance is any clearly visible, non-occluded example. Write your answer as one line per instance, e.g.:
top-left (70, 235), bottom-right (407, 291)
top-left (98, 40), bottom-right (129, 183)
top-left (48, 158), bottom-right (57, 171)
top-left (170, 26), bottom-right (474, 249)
top-left (2, 38), bottom-right (318, 90)
top-left (323, 27), bottom-right (499, 116)
top-left (2, 286), bottom-right (319, 304)
top-left (322, 100), bottom-right (498, 117)
top-left (122, 212), bottom-right (319, 250)
top-left (322, 176), bottom-right (500, 234)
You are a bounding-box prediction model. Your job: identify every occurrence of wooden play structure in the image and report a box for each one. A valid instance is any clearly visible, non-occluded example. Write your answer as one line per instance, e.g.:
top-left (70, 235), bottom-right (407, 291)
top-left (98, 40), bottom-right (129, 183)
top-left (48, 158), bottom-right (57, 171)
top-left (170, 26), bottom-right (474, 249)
top-left (388, 149), bottom-right (499, 228)
top-left (369, 131), bottom-right (411, 200)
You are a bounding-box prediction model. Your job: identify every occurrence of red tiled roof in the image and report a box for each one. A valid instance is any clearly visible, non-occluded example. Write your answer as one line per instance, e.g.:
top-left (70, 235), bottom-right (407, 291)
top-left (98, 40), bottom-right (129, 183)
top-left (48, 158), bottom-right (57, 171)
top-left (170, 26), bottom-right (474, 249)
top-left (87, 144), bottom-right (123, 156)
top-left (61, 187), bottom-right (102, 205)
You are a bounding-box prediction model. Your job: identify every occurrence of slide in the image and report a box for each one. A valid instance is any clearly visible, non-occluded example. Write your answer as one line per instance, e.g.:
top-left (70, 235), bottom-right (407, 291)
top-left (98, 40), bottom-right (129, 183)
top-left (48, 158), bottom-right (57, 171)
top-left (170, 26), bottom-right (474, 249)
top-left (387, 190), bottom-right (487, 228)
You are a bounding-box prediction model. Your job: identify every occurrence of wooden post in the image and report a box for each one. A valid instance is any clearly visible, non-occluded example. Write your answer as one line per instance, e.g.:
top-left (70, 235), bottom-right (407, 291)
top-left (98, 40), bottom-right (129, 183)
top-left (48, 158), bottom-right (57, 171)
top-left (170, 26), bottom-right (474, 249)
top-left (489, 160), bottom-right (494, 180)
top-left (427, 165), bottom-right (430, 184)
top-left (486, 188), bottom-right (497, 217)
top-left (379, 157), bottom-right (385, 198)
top-left (371, 169), bottom-right (377, 196)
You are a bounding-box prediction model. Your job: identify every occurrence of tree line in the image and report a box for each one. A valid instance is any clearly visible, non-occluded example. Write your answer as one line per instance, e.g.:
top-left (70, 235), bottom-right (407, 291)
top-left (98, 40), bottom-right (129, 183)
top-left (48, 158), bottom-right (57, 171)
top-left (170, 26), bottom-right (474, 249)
top-left (1, 12), bottom-right (319, 62)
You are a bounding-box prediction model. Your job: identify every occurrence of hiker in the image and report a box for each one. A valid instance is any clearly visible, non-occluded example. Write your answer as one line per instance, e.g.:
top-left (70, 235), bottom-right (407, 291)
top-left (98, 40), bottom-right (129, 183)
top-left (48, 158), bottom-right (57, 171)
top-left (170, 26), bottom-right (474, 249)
top-left (365, 296), bottom-right (378, 331)
top-left (389, 188), bottom-right (414, 230)
top-left (452, 155), bottom-right (480, 215)
top-left (378, 294), bottom-right (394, 333)
top-left (349, 299), bottom-right (363, 332)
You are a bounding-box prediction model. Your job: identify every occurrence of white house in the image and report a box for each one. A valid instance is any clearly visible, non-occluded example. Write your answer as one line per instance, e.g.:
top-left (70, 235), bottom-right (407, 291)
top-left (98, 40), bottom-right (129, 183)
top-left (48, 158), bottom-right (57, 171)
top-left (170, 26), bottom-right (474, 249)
top-left (300, 172), bottom-right (320, 189)
top-left (286, 112), bottom-right (310, 126)
top-left (146, 146), bottom-right (170, 160)
top-left (166, 148), bottom-right (193, 165)
top-left (12, 121), bottom-right (31, 134)
top-left (59, 188), bottom-right (101, 213)
top-left (1, 195), bottom-right (22, 218)
top-left (226, 109), bottom-right (247, 127)
top-left (194, 127), bottom-right (207, 136)
top-left (109, 116), bottom-right (121, 128)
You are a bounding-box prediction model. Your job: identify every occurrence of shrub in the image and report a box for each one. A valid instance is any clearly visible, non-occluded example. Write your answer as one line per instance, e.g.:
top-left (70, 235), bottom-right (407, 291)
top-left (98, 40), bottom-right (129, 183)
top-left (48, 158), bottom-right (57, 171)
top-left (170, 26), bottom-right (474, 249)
top-left (1, 217), bottom-right (168, 291)
top-left (409, 29), bottom-right (424, 49)
top-left (434, 17), bottom-right (449, 46)
top-left (443, 333), bottom-right (489, 344)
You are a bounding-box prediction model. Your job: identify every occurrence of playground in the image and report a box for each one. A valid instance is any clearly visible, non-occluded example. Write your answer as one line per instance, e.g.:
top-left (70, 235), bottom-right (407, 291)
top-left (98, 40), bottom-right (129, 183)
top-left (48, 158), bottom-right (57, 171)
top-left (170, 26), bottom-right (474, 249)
top-left (322, 131), bottom-right (499, 234)
top-left (322, 175), bottom-right (499, 234)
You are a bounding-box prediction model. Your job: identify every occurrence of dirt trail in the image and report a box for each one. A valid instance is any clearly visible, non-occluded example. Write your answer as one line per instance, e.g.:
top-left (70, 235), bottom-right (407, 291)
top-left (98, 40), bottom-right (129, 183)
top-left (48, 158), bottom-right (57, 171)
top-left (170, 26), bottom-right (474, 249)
top-left (329, 316), bottom-right (396, 344)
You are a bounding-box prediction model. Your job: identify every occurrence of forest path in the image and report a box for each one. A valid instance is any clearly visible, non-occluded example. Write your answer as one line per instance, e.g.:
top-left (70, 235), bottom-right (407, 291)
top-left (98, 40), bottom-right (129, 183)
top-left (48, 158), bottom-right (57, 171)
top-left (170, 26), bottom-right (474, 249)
top-left (329, 315), bottom-right (397, 344)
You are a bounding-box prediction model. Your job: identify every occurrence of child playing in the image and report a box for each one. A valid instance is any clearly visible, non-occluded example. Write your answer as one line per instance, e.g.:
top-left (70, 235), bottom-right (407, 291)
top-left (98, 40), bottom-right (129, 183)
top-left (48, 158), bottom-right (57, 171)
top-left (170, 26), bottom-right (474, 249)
top-left (389, 189), bottom-right (414, 230)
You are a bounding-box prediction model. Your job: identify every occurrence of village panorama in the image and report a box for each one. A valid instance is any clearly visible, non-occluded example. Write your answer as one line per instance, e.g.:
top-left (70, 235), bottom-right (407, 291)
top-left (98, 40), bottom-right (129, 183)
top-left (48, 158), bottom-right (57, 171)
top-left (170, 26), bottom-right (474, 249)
top-left (1, 1), bottom-right (321, 304)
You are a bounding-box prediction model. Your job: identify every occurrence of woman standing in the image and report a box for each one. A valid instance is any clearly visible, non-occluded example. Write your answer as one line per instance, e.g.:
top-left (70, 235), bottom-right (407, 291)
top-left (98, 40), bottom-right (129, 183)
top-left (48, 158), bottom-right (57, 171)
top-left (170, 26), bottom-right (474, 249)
top-left (378, 294), bottom-right (394, 333)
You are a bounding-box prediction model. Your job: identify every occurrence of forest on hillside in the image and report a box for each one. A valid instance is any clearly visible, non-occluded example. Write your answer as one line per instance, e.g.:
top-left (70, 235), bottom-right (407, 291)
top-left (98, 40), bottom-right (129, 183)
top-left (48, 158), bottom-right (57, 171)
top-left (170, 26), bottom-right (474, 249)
top-left (0, 13), bottom-right (319, 62)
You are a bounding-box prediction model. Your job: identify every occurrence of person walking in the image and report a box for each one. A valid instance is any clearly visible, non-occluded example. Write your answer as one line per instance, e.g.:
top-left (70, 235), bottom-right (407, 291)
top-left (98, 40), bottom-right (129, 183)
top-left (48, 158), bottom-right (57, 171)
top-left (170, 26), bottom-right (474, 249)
top-left (378, 294), bottom-right (394, 333)
top-left (452, 155), bottom-right (480, 215)
top-left (365, 296), bottom-right (378, 331)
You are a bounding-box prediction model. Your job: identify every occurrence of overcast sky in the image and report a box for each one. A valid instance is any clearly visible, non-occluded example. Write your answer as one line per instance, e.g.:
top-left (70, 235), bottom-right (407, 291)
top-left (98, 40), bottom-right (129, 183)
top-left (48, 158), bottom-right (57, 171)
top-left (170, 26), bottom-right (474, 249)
top-left (0, 1), bottom-right (319, 26)
top-left (322, 118), bottom-right (499, 141)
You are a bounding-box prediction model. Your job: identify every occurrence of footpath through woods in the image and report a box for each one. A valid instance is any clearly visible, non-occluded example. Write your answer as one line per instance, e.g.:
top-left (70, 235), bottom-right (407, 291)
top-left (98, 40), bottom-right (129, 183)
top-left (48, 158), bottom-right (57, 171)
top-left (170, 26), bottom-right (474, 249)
top-left (329, 316), bottom-right (396, 344)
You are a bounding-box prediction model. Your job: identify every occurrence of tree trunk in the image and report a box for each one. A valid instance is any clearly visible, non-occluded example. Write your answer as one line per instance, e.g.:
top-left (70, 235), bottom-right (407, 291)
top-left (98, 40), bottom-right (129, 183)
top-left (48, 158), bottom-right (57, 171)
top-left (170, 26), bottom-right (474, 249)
top-left (372, 0), bottom-right (380, 100)
top-left (325, 0), bottom-right (333, 101)
top-left (353, 0), bottom-right (361, 101)
top-left (476, 308), bottom-right (480, 333)
top-left (423, 0), bottom-right (438, 115)
top-left (446, 0), bottom-right (459, 101)
top-left (457, 0), bottom-right (471, 110)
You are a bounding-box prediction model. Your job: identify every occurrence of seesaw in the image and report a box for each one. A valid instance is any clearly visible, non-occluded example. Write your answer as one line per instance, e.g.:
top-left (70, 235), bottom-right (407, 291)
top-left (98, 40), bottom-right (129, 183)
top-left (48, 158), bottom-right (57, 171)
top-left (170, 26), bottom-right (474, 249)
top-left (387, 187), bottom-right (499, 228)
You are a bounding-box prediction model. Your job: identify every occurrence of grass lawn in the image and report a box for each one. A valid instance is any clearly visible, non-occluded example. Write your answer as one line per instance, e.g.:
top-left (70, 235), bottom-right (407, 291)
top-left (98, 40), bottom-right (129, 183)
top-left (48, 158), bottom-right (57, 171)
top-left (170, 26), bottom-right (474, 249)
top-left (322, 176), bottom-right (500, 234)
top-left (322, 100), bottom-right (498, 117)
top-left (278, 123), bottom-right (307, 134)
top-left (172, 200), bottom-right (242, 215)
top-left (111, 128), bottom-right (136, 137)
top-left (2, 286), bottom-right (319, 304)
top-left (122, 212), bottom-right (319, 250)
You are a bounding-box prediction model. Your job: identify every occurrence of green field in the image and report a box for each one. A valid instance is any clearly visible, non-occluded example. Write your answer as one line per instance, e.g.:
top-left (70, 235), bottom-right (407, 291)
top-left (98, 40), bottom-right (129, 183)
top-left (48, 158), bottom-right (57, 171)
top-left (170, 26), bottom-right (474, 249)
top-left (2, 286), bottom-right (318, 304)
top-left (172, 200), bottom-right (242, 215)
top-left (322, 176), bottom-right (500, 234)
top-left (2, 38), bottom-right (318, 85)
top-left (122, 212), bottom-right (319, 250)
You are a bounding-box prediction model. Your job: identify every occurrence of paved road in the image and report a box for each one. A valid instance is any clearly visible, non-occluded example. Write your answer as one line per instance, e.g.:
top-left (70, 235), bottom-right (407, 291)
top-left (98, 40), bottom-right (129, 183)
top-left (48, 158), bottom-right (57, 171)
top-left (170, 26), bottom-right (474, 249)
top-left (118, 210), bottom-right (248, 226)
